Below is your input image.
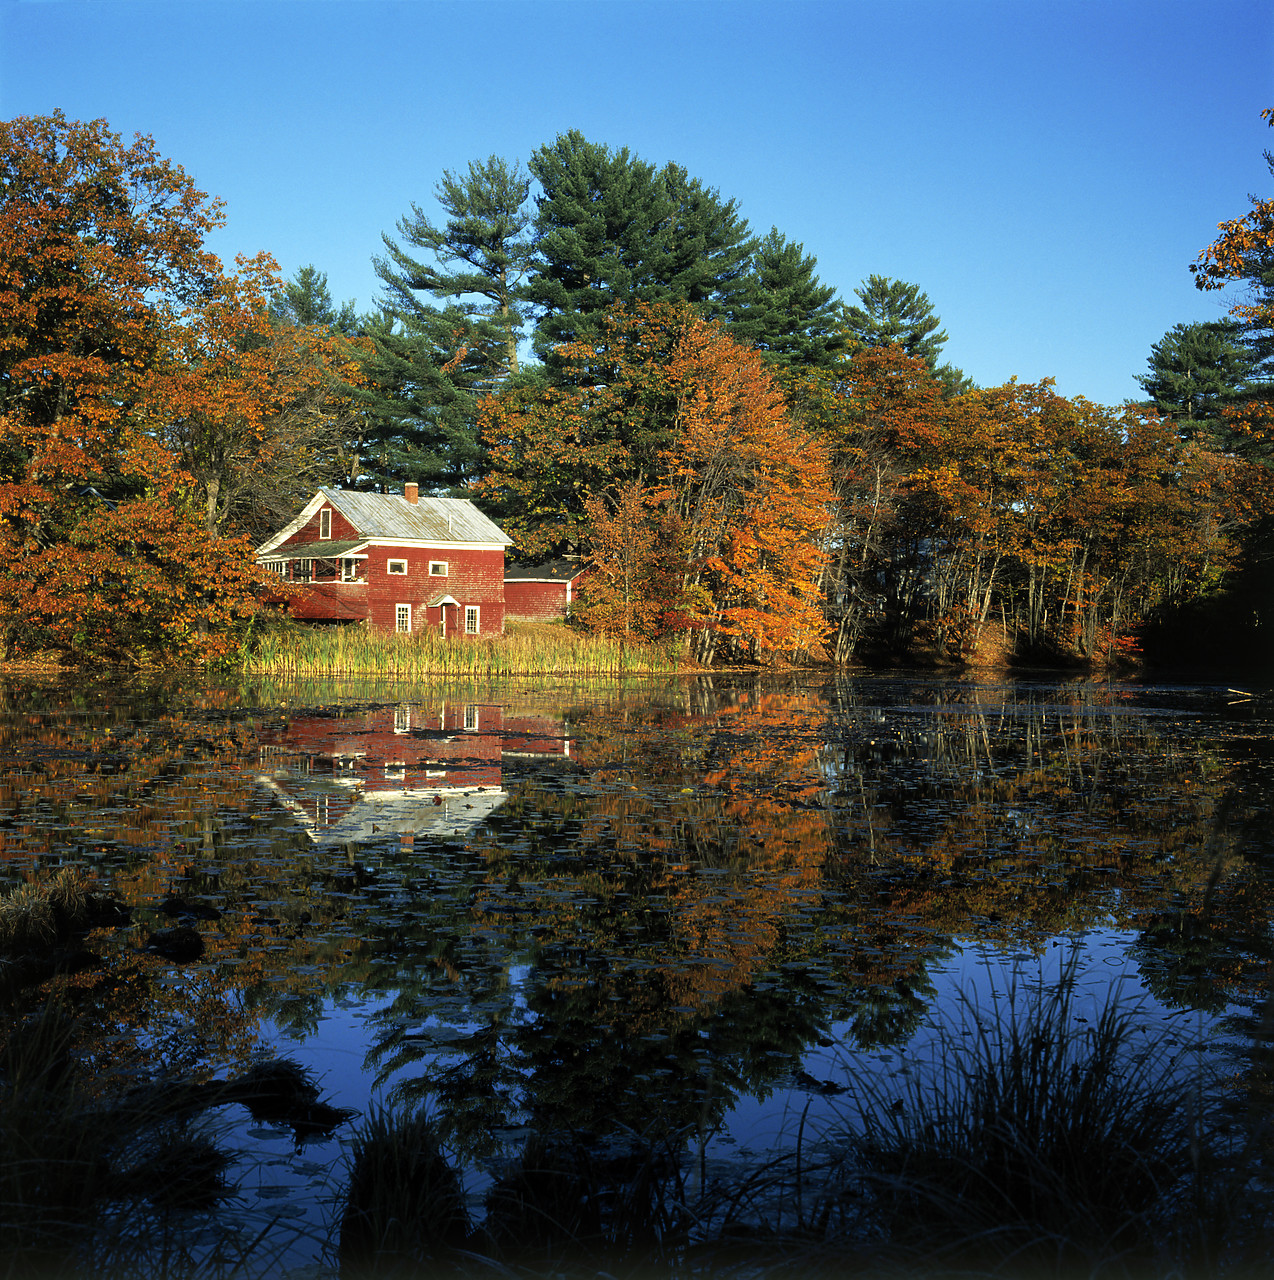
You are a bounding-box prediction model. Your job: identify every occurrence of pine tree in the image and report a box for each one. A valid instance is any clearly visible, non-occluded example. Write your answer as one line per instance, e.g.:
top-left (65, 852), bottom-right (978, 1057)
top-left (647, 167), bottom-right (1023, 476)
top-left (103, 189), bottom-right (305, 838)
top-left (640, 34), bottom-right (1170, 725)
top-left (1138, 320), bottom-right (1254, 443)
top-left (726, 227), bottom-right (844, 369)
top-left (361, 155), bottom-right (532, 493)
top-left (526, 131), bottom-right (756, 360)
top-left (269, 265), bottom-right (358, 334)
top-left (842, 275), bottom-right (949, 371)
top-left (1230, 243), bottom-right (1274, 393)
top-left (651, 161), bottom-right (756, 316)
top-left (352, 307), bottom-right (493, 493)
top-left (377, 155), bottom-right (534, 378)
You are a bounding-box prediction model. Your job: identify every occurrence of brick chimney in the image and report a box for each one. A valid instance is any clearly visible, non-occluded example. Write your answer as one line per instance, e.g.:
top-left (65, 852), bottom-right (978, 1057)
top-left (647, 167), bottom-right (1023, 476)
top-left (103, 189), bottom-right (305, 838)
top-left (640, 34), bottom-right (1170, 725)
top-left (404, 482), bottom-right (419, 505)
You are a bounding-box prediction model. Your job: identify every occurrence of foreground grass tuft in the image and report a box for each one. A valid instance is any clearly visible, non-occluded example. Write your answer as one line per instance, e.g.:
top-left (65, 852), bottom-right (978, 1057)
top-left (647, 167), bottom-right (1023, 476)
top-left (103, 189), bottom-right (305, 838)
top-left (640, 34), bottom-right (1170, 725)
top-left (338, 1106), bottom-right (471, 1276)
top-left (0, 1005), bottom-right (240, 1277)
top-left (800, 971), bottom-right (1268, 1279)
top-left (0, 867), bottom-right (91, 954)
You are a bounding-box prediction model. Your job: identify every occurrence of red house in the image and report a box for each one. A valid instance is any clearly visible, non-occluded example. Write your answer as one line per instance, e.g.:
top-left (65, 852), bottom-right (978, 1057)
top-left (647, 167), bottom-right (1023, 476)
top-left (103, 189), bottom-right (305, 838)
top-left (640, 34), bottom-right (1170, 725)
top-left (503, 558), bottom-right (588, 623)
top-left (256, 483), bottom-right (513, 635)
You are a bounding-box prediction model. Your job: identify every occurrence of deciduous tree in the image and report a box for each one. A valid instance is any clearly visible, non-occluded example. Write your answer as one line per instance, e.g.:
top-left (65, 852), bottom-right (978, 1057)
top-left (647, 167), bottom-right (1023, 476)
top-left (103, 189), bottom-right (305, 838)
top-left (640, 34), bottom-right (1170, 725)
top-left (0, 112), bottom-right (277, 663)
top-left (479, 304), bottom-right (831, 661)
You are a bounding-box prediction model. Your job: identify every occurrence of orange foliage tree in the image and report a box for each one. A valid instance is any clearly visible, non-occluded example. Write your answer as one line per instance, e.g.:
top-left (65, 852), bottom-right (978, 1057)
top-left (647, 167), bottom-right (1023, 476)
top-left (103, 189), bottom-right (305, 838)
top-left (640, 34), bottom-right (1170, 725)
top-left (478, 304), bottom-right (832, 662)
top-left (151, 256), bottom-right (367, 539)
top-left (795, 343), bottom-right (1264, 665)
top-left (0, 113), bottom-right (318, 664)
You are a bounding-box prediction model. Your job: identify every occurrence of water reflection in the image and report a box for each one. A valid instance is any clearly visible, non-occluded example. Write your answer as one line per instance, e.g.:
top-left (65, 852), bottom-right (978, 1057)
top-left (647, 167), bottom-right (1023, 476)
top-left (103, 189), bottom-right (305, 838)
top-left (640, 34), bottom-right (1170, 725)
top-left (0, 674), bottom-right (1271, 1172)
top-left (255, 701), bottom-right (518, 848)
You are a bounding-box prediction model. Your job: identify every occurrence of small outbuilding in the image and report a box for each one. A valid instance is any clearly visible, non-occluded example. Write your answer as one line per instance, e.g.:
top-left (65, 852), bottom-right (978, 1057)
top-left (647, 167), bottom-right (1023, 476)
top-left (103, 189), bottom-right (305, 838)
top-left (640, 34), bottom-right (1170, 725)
top-left (256, 483), bottom-right (513, 635)
top-left (503, 559), bottom-right (587, 623)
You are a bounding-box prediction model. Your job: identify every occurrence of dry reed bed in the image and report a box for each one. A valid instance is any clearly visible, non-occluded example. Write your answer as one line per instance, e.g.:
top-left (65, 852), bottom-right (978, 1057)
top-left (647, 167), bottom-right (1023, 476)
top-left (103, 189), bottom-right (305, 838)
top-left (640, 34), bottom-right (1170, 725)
top-left (239, 623), bottom-right (680, 678)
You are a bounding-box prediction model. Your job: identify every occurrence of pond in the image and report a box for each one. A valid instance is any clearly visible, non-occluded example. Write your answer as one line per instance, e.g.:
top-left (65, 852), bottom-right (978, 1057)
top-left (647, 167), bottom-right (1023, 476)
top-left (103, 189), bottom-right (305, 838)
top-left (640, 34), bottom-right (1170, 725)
top-left (2, 671), bottom-right (1272, 1273)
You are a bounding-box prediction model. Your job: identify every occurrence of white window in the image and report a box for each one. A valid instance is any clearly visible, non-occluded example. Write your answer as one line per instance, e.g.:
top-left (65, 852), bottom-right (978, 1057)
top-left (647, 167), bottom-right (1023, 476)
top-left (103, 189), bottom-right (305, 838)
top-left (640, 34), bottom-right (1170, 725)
top-left (464, 605), bottom-right (480, 635)
top-left (383, 764), bottom-right (405, 782)
top-left (319, 508), bottom-right (331, 540)
top-left (295, 559), bottom-right (313, 582)
top-left (265, 561), bottom-right (285, 576)
top-left (429, 561), bottom-right (448, 576)
top-left (341, 558), bottom-right (361, 582)
top-left (396, 603), bottom-right (411, 633)
top-left (387, 559), bottom-right (407, 575)
top-left (393, 705), bottom-right (411, 734)
top-left (463, 704), bottom-right (479, 731)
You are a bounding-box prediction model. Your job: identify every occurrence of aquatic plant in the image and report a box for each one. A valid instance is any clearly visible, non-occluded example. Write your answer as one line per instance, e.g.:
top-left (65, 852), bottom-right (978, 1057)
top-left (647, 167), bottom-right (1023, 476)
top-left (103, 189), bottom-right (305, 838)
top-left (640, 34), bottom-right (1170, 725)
top-left (480, 1130), bottom-right (694, 1276)
top-left (799, 967), bottom-right (1269, 1279)
top-left (337, 1105), bottom-right (471, 1276)
top-left (238, 620), bottom-right (681, 679)
top-left (0, 867), bottom-right (90, 954)
top-left (0, 1006), bottom-right (240, 1276)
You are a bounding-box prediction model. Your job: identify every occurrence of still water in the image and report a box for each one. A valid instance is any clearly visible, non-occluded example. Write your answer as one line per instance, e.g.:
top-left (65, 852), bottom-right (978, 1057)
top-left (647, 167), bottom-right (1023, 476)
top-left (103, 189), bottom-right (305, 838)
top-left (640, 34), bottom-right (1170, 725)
top-left (2, 672), bottom-right (1271, 1264)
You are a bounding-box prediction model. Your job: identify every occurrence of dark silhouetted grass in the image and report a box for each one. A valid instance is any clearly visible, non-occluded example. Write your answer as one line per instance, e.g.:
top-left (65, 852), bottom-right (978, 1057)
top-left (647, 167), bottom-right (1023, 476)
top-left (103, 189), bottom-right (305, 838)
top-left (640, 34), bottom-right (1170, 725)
top-left (337, 1106), bottom-right (471, 1277)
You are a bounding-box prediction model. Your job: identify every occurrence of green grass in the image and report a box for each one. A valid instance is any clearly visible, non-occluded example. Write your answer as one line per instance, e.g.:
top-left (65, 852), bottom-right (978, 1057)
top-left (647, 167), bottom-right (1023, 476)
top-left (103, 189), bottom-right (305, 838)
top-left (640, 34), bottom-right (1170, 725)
top-left (238, 620), bottom-right (682, 678)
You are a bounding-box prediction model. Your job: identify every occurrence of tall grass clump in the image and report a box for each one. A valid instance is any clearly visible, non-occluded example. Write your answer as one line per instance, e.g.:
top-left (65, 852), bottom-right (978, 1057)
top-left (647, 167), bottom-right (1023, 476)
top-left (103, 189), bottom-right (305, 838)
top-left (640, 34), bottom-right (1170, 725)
top-left (0, 1005), bottom-right (240, 1279)
top-left (337, 1105), bottom-right (471, 1277)
top-left (240, 620), bottom-right (680, 679)
top-left (804, 967), bottom-right (1266, 1279)
top-left (480, 1131), bottom-right (694, 1276)
top-left (0, 866), bottom-right (90, 954)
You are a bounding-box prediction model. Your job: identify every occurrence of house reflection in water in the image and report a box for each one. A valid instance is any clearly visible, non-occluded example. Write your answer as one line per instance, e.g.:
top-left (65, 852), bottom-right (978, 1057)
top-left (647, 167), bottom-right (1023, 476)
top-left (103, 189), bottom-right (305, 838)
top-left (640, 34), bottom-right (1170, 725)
top-left (256, 702), bottom-right (571, 851)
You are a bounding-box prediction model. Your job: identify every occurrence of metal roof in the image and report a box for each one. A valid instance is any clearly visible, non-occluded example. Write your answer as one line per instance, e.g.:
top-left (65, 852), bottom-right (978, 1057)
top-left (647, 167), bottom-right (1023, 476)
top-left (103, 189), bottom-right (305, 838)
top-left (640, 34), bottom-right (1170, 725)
top-left (259, 540), bottom-right (367, 561)
top-left (504, 558), bottom-right (586, 582)
top-left (322, 489), bottom-right (511, 546)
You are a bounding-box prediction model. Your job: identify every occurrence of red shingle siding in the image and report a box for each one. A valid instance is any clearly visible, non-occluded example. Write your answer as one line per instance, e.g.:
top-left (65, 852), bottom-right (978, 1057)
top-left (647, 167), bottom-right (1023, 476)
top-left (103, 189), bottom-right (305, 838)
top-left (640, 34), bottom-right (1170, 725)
top-left (257, 490), bottom-right (511, 634)
top-left (505, 579), bottom-right (571, 622)
top-left (280, 503), bottom-right (359, 546)
top-left (365, 545), bottom-right (506, 635)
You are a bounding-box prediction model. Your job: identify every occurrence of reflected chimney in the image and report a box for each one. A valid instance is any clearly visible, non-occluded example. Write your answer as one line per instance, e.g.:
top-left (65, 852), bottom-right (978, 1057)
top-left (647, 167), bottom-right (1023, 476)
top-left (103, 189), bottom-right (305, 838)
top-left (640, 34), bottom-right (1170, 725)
top-left (404, 482), bottom-right (419, 504)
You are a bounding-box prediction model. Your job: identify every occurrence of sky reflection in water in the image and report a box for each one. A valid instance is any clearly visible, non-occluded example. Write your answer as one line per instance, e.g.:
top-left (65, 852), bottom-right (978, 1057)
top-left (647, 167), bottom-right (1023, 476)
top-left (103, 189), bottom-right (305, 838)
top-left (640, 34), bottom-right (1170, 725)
top-left (1, 672), bottom-right (1270, 1261)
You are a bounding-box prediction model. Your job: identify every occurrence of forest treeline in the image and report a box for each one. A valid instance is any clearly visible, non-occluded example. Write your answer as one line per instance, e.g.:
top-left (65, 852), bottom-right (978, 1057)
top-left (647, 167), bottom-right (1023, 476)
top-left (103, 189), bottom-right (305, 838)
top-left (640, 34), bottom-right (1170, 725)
top-left (1, 111), bottom-right (1271, 667)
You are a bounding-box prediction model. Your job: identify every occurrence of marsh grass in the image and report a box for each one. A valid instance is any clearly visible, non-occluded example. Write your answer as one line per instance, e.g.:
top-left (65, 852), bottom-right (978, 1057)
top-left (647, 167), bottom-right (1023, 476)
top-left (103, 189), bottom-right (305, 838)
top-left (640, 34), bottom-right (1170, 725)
top-left (0, 1006), bottom-right (243, 1278)
top-left (240, 621), bottom-right (680, 679)
top-left (337, 1106), bottom-right (472, 1277)
top-left (786, 968), bottom-right (1269, 1279)
top-left (0, 1018), bottom-right (349, 1279)
top-left (0, 866), bottom-right (91, 954)
top-left (317, 971), bottom-right (1274, 1280)
top-left (480, 1131), bottom-right (695, 1277)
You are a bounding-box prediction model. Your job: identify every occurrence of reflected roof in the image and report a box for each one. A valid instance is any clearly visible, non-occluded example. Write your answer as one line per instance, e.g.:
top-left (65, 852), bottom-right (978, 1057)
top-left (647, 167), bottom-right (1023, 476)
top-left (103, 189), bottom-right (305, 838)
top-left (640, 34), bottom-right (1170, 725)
top-left (257, 774), bottom-right (507, 846)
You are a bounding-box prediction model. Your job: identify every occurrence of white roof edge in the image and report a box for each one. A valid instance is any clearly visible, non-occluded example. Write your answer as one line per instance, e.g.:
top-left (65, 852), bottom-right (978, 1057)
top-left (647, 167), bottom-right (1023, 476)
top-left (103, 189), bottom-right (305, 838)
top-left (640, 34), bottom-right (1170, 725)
top-left (357, 539), bottom-right (512, 551)
top-left (256, 539), bottom-right (371, 562)
top-left (256, 492), bottom-right (327, 555)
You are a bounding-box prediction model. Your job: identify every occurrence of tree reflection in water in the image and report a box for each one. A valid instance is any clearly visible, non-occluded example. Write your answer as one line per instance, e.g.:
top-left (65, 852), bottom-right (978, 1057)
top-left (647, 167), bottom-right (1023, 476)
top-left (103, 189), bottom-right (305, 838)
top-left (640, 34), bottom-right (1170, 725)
top-left (0, 672), bottom-right (1271, 1183)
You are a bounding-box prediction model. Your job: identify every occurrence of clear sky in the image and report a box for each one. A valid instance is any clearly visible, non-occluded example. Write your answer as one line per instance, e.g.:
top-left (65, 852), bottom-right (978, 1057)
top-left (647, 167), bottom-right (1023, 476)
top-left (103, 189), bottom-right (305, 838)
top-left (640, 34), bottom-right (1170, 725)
top-left (3, 0), bottom-right (1270, 405)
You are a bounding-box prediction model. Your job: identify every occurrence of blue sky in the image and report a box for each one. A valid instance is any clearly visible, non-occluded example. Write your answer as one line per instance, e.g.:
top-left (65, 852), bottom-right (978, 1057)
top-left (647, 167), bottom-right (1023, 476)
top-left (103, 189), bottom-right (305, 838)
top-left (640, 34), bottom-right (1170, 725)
top-left (3, 0), bottom-right (1270, 404)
